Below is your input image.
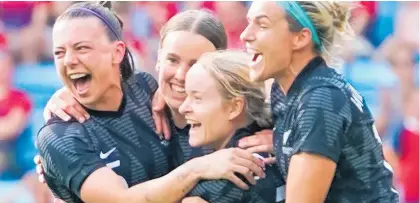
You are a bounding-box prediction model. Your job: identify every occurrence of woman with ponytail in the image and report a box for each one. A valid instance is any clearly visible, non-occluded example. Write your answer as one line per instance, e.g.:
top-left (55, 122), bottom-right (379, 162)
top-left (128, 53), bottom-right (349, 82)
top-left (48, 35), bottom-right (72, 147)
top-left (240, 1), bottom-right (399, 202)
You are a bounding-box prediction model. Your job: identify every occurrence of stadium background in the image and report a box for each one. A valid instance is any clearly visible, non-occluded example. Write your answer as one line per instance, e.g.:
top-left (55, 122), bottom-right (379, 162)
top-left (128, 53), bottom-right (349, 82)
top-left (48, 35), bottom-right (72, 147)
top-left (0, 1), bottom-right (418, 203)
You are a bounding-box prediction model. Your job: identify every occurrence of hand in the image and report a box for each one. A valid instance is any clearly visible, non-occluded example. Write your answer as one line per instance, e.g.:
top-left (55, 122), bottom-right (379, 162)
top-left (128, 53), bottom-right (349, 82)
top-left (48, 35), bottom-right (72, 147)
top-left (151, 87), bottom-right (171, 140)
top-left (193, 148), bottom-right (266, 190)
top-left (181, 197), bottom-right (208, 203)
top-left (43, 87), bottom-right (90, 123)
top-left (238, 130), bottom-right (276, 164)
top-left (33, 154), bottom-right (46, 183)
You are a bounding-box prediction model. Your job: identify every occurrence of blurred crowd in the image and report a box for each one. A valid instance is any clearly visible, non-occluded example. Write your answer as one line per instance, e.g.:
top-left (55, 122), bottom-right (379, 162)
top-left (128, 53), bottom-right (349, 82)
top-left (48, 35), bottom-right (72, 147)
top-left (0, 1), bottom-right (418, 203)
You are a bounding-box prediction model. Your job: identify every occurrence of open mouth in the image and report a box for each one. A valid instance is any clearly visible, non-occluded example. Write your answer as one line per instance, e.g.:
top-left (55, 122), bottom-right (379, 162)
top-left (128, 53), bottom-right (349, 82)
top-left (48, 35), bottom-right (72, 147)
top-left (69, 73), bottom-right (92, 95)
top-left (187, 119), bottom-right (202, 130)
top-left (171, 84), bottom-right (185, 94)
top-left (252, 53), bottom-right (263, 64)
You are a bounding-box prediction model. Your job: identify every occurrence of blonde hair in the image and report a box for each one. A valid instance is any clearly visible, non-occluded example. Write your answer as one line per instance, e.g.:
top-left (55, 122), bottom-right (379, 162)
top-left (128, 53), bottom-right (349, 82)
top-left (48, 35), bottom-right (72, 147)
top-left (196, 50), bottom-right (272, 127)
top-left (288, 2), bottom-right (355, 67)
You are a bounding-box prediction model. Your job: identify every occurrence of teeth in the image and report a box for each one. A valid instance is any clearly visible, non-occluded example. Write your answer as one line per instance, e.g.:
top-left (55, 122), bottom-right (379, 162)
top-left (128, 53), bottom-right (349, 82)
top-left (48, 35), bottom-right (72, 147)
top-left (69, 73), bottom-right (88, 80)
top-left (172, 84), bottom-right (185, 93)
top-left (256, 54), bottom-right (263, 62)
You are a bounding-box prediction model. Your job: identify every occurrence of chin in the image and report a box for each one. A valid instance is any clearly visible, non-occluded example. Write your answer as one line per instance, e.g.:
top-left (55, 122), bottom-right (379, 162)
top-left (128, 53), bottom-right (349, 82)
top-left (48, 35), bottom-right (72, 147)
top-left (188, 137), bottom-right (203, 147)
top-left (250, 69), bottom-right (269, 82)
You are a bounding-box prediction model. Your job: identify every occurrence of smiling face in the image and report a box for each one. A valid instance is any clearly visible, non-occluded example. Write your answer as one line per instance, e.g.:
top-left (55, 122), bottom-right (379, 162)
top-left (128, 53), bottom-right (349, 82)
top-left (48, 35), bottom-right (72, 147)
top-left (179, 63), bottom-right (234, 148)
top-left (240, 1), bottom-right (295, 82)
top-left (158, 31), bottom-right (216, 111)
top-left (53, 17), bottom-right (124, 107)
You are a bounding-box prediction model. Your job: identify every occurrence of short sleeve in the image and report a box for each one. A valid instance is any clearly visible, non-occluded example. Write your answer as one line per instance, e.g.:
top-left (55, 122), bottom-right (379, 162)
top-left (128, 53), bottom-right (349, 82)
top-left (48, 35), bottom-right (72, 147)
top-left (135, 72), bottom-right (158, 94)
top-left (188, 179), bottom-right (245, 203)
top-left (37, 121), bottom-right (106, 198)
top-left (292, 87), bottom-right (351, 163)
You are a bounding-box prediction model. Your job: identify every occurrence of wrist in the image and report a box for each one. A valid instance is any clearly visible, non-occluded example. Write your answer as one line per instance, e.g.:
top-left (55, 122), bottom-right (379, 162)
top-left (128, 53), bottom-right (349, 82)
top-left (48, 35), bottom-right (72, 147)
top-left (184, 157), bottom-right (205, 179)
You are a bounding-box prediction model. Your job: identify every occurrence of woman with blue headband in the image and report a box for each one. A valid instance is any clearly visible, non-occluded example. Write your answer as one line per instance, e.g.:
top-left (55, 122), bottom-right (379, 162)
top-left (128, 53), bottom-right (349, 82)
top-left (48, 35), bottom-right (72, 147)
top-left (240, 1), bottom-right (399, 202)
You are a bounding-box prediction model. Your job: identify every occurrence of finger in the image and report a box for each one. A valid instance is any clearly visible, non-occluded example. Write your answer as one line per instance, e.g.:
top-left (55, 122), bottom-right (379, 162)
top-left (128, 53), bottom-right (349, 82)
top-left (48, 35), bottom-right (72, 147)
top-left (226, 172), bottom-right (249, 190)
top-left (233, 148), bottom-right (265, 168)
top-left (232, 165), bottom-right (257, 185)
top-left (152, 89), bottom-right (166, 112)
top-left (232, 155), bottom-right (265, 179)
top-left (237, 135), bottom-right (263, 148)
top-left (153, 111), bottom-right (163, 135)
top-left (43, 106), bottom-right (52, 122)
top-left (36, 165), bottom-right (44, 175)
top-left (33, 155), bottom-right (41, 164)
top-left (62, 104), bottom-right (87, 123)
top-left (162, 113), bottom-right (172, 140)
top-left (54, 198), bottom-right (66, 203)
top-left (254, 129), bottom-right (273, 135)
top-left (69, 101), bottom-right (90, 122)
top-left (38, 174), bottom-right (46, 184)
top-left (263, 157), bottom-right (276, 165)
top-left (52, 107), bottom-right (71, 121)
top-left (246, 145), bottom-right (274, 154)
top-left (49, 102), bottom-right (71, 121)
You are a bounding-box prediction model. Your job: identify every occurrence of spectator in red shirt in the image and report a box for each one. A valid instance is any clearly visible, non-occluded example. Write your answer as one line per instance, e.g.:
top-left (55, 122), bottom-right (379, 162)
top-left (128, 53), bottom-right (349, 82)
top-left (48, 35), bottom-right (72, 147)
top-left (0, 49), bottom-right (33, 180)
top-left (384, 88), bottom-right (419, 203)
top-left (214, 1), bottom-right (248, 49)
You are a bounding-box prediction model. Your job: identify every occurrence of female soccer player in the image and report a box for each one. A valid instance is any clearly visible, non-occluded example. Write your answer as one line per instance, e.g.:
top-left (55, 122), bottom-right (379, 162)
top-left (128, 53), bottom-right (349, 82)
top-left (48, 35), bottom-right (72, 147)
top-left (240, 1), bottom-right (399, 202)
top-left (37, 2), bottom-right (264, 203)
top-left (178, 50), bottom-right (284, 202)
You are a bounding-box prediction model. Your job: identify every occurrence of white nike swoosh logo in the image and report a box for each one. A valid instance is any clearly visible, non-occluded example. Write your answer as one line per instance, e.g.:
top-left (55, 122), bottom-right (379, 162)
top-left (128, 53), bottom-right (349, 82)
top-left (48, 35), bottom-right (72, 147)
top-left (100, 147), bottom-right (116, 159)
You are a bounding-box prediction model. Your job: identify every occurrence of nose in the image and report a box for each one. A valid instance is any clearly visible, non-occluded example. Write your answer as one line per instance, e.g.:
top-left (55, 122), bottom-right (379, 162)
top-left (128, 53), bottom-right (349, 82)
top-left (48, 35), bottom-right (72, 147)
top-left (63, 50), bottom-right (78, 68)
top-left (178, 97), bottom-right (191, 115)
top-left (240, 24), bottom-right (256, 43)
top-left (174, 63), bottom-right (189, 82)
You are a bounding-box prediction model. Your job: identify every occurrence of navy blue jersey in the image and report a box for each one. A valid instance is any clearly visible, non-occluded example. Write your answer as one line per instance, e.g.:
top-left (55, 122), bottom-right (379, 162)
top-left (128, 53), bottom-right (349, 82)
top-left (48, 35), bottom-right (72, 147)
top-left (271, 56), bottom-right (399, 202)
top-left (36, 72), bottom-right (172, 203)
top-left (169, 123), bottom-right (213, 168)
top-left (175, 122), bottom-right (285, 203)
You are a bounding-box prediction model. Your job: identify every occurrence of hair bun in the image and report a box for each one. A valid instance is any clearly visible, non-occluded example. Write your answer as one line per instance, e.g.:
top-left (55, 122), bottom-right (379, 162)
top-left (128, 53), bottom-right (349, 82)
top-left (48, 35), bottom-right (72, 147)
top-left (99, 1), bottom-right (112, 10)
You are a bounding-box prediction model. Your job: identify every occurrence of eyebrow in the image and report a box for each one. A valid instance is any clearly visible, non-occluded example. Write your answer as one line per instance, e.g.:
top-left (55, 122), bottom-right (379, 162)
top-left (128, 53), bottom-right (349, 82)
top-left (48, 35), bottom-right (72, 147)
top-left (248, 14), bottom-right (272, 22)
top-left (54, 41), bottom-right (91, 49)
top-left (166, 53), bottom-right (180, 59)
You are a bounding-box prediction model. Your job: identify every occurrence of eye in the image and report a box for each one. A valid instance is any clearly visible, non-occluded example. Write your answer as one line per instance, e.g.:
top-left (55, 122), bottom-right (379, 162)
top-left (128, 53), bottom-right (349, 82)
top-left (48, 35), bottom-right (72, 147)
top-left (166, 57), bottom-right (178, 64)
top-left (54, 50), bottom-right (64, 57)
top-left (76, 46), bottom-right (90, 51)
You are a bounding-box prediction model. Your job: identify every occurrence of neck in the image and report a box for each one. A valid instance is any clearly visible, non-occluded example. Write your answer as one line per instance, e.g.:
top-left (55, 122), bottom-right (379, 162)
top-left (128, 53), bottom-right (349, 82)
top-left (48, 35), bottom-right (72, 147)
top-left (170, 107), bottom-right (187, 129)
top-left (87, 85), bottom-right (123, 112)
top-left (274, 51), bottom-right (318, 95)
top-left (214, 116), bottom-right (251, 150)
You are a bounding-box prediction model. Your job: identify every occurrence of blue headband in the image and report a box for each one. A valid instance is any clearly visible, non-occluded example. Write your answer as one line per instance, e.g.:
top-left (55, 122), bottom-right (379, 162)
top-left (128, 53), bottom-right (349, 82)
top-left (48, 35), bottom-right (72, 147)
top-left (67, 7), bottom-right (121, 40)
top-left (276, 1), bottom-right (322, 50)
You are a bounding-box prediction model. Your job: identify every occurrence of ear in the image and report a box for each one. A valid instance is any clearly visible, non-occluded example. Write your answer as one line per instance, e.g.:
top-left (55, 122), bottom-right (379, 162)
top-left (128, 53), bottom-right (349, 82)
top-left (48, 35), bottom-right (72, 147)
top-left (227, 97), bottom-right (245, 121)
top-left (113, 41), bottom-right (126, 65)
top-left (292, 28), bottom-right (312, 51)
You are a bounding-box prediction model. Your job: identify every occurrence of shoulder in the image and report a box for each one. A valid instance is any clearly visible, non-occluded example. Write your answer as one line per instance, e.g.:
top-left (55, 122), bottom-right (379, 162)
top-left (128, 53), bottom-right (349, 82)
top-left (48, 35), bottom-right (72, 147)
top-left (134, 71), bottom-right (158, 93)
top-left (37, 117), bottom-right (90, 152)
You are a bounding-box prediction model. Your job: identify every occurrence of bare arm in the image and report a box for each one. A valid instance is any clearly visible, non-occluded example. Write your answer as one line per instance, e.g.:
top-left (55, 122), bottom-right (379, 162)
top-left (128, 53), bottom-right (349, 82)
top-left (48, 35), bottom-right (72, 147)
top-left (80, 148), bottom-right (265, 203)
top-left (0, 107), bottom-right (29, 141)
top-left (79, 160), bottom-right (201, 203)
top-left (285, 153), bottom-right (336, 203)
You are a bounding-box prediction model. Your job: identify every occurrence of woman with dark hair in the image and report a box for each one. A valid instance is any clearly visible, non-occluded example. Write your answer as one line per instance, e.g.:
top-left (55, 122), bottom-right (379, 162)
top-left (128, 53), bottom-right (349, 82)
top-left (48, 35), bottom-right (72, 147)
top-left (37, 2), bottom-right (265, 203)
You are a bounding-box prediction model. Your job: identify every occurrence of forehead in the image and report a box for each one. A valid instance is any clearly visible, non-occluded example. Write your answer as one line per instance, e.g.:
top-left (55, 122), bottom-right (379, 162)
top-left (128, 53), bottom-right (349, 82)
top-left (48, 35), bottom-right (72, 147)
top-left (161, 31), bottom-right (216, 59)
top-left (53, 17), bottom-right (106, 46)
top-left (247, 1), bottom-right (283, 20)
top-left (185, 64), bottom-right (217, 92)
